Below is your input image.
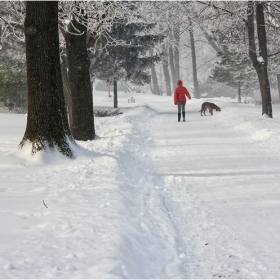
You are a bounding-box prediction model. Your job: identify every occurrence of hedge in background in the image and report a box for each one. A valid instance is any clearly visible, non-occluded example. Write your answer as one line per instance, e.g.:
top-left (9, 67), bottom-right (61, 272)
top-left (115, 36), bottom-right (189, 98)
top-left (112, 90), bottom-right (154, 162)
top-left (0, 63), bottom-right (27, 112)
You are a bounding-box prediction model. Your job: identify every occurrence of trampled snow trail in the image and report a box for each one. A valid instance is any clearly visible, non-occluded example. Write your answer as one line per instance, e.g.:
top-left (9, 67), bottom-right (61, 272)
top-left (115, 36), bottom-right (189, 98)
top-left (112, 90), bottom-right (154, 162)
top-left (0, 107), bottom-right (197, 278)
top-left (129, 104), bottom-right (280, 278)
top-left (105, 107), bottom-right (190, 278)
top-left (1, 99), bottom-right (280, 278)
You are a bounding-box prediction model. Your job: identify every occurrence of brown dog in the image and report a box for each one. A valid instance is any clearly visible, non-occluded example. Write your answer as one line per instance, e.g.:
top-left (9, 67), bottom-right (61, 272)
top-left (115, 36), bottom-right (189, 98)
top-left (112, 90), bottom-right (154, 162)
top-left (199, 102), bottom-right (221, 116)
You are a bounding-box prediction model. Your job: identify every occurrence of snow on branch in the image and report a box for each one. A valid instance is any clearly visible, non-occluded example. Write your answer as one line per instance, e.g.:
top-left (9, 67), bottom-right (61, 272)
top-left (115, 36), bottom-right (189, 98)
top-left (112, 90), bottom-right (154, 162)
top-left (257, 55), bottom-right (265, 64)
top-left (0, 1), bottom-right (25, 44)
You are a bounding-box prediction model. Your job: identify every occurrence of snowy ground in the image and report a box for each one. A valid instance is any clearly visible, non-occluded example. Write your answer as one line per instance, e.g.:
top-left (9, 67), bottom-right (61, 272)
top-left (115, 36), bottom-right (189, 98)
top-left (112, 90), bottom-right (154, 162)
top-left (1, 89), bottom-right (280, 278)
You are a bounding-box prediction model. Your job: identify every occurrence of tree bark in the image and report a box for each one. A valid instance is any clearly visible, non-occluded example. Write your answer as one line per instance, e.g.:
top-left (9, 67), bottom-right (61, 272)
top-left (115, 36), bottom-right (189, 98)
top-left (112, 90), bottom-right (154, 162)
top-left (20, 1), bottom-right (75, 157)
top-left (151, 64), bottom-right (160, 95)
top-left (150, 49), bottom-right (160, 95)
top-left (113, 78), bottom-right (118, 108)
top-left (277, 74), bottom-right (280, 103)
top-left (238, 81), bottom-right (241, 103)
top-left (162, 45), bottom-right (172, 96)
top-left (61, 52), bottom-right (72, 117)
top-left (169, 44), bottom-right (176, 89)
top-left (247, 1), bottom-right (272, 117)
top-left (65, 13), bottom-right (95, 140)
top-left (189, 23), bottom-right (200, 99)
top-left (174, 25), bottom-right (180, 82)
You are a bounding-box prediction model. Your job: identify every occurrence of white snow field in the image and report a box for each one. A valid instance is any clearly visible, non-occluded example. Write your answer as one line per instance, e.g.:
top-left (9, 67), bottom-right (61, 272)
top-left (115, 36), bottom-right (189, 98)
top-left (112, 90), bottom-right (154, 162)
top-left (1, 89), bottom-right (280, 279)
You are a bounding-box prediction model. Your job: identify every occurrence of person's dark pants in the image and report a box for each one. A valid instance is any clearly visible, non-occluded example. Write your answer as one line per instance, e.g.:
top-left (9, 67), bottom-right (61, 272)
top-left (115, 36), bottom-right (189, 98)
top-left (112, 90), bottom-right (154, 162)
top-left (177, 101), bottom-right (186, 121)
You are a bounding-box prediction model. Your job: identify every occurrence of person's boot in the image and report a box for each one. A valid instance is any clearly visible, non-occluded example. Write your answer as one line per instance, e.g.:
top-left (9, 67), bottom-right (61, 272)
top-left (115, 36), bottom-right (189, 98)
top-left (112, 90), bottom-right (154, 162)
top-left (182, 112), bottom-right (185, 122)
top-left (178, 113), bottom-right (181, 122)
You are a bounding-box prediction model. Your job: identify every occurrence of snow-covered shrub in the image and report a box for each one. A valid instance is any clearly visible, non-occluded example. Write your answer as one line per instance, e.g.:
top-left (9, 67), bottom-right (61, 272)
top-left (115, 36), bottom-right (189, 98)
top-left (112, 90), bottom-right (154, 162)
top-left (94, 109), bottom-right (123, 117)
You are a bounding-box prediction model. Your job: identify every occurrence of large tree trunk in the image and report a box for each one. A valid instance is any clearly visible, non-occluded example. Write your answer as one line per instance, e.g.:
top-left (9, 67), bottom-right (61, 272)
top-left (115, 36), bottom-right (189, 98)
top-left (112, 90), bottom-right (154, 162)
top-left (247, 1), bottom-right (272, 117)
top-left (189, 23), bottom-right (200, 99)
top-left (20, 1), bottom-right (74, 157)
top-left (65, 13), bottom-right (95, 140)
top-left (162, 46), bottom-right (172, 96)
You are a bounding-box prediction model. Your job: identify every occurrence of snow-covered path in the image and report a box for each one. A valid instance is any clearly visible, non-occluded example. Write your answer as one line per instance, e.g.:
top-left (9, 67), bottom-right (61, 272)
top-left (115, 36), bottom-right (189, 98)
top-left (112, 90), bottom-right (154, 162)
top-left (1, 93), bottom-right (280, 278)
top-left (130, 103), bottom-right (280, 278)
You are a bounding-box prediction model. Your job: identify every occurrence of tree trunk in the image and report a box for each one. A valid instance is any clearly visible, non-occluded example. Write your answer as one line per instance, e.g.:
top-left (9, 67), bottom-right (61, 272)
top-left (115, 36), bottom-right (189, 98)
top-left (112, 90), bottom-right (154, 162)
top-left (247, 1), bottom-right (272, 117)
top-left (20, 1), bottom-right (74, 157)
top-left (199, 23), bottom-right (223, 54)
top-left (162, 63), bottom-right (172, 96)
top-left (169, 45), bottom-right (176, 89)
top-left (174, 25), bottom-right (180, 82)
top-left (151, 64), bottom-right (160, 95)
top-left (150, 50), bottom-right (160, 95)
top-left (149, 82), bottom-right (154, 94)
top-left (162, 45), bottom-right (172, 96)
top-left (162, 58), bottom-right (172, 96)
top-left (65, 13), bottom-right (95, 141)
top-left (121, 81), bottom-right (132, 93)
top-left (277, 74), bottom-right (280, 103)
top-left (108, 84), bottom-right (111, 98)
top-left (61, 53), bottom-right (72, 117)
top-left (189, 23), bottom-right (200, 99)
top-left (238, 81), bottom-right (241, 103)
top-left (113, 78), bottom-right (118, 108)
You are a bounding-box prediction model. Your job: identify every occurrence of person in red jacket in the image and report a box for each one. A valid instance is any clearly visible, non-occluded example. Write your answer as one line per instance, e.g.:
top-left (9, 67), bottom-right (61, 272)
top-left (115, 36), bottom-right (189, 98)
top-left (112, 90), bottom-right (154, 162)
top-left (174, 79), bottom-right (192, 122)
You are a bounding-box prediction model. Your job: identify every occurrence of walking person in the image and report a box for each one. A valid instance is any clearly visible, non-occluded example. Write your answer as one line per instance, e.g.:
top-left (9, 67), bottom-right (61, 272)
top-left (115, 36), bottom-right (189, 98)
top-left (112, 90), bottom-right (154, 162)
top-left (174, 80), bottom-right (192, 122)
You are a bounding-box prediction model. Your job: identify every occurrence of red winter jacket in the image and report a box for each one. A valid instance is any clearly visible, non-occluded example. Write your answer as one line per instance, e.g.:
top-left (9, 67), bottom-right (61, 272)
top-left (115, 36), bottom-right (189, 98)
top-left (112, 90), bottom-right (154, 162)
top-left (174, 85), bottom-right (191, 105)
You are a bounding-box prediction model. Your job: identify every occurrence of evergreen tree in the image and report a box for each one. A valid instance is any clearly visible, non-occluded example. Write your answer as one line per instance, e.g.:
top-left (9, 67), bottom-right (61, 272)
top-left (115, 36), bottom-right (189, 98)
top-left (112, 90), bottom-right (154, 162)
top-left (209, 27), bottom-right (257, 94)
top-left (91, 16), bottom-right (164, 86)
top-left (211, 46), bottom-right (256, 89)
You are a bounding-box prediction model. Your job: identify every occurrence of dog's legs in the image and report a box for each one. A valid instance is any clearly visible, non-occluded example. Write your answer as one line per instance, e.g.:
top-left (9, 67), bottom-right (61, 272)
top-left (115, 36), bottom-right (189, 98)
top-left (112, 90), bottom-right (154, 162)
top-left (210, 108), bottom-right (213, 115)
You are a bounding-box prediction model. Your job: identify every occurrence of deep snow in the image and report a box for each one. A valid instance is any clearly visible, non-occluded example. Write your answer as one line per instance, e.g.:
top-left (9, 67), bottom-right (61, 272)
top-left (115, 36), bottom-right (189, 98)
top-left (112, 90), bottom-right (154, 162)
top-left (1, 89), bottom-right (280, 278)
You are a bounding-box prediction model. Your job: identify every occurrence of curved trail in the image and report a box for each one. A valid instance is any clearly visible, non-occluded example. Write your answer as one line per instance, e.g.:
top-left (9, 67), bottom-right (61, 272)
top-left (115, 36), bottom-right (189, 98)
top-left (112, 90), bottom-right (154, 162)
top-left (1, 103), bottom-right (280, 278)
top-left (123, 105), bottom-right (280, 278)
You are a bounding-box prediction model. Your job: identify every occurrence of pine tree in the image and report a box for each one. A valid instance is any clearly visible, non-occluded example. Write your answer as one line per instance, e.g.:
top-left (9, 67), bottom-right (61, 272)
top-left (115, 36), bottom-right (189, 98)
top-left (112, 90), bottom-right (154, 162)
top-left (209, 26), bottom-right (257, 93)
top-left (91, 16), bottom-right (164, 86)
top-left (211, 47), bottom-right (256, 89)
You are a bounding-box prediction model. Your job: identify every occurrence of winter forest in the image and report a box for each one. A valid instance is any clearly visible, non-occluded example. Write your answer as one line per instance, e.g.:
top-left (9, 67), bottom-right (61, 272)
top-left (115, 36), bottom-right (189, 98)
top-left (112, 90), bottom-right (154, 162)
top-left (0, 1), bottom-right (280, 156)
